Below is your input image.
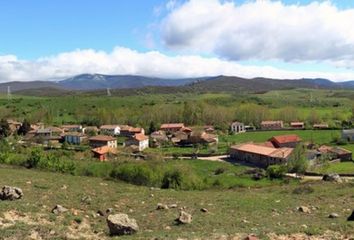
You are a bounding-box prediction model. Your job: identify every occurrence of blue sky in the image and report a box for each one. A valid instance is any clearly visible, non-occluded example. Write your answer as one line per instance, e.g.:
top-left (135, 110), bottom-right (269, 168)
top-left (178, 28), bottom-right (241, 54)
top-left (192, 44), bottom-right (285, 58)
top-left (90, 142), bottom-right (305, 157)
top-left (1, 0), bottom-right (354, 81)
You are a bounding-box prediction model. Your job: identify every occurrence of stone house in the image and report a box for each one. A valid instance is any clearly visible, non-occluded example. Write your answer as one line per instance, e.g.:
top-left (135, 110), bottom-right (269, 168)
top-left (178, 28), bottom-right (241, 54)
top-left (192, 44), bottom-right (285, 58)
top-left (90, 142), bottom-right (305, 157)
top-left (230, 122), bottom-right (246, 134)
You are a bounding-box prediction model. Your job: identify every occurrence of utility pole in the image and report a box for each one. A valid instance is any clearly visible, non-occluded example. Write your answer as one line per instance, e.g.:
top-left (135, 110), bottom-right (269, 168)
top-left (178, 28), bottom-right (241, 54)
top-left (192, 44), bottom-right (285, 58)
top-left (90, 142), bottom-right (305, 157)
top-left (7, 86), bottom-right (11, 100)
top-left (107, 88), bottom-right (111, 97)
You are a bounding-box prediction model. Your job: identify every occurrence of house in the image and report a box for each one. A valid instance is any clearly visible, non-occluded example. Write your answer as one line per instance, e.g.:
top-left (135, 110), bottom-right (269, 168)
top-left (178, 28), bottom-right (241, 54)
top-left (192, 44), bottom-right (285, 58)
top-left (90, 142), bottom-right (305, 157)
top-left (64, 132), bottom-right (87, 145)
top-left (341, 129), bottom-right (354, 142)
top-left (229, 143), bottom-right (293, 167)
top-left (83, 126), bottom-right (99, 135)
top-left (100, 125), bottom-right (120, 136)
top-left (89, 135), bottom-right (117, 148)
top-left (261, 121), bottom-right (284, 130)
top-left (313, 123), bottom-right (329, 129)
top-left (119, 125), bottom-right (144, 137)
top-left (150, 131), bottom-right (168, 147)
top-left (125, 133), bottom-right (149, 151)
top-left (61, 124), bottom-right (82, 133)
top-left (317, 145), bottom-right (352, 161)
top-left (230, 122), bottom-right (246, 134)
top-left (91, 146), bottom-right (117, 161)
top-left (291, 122), bottom-right (305, 129)
top-left (269, 134), bottom-right (301, 148)
top-left (185, 131), bottom-right (218, 145)
top-left (160, 123), bottom-right (185, 133)
top-left (35, 127), bottom-right (64, 138)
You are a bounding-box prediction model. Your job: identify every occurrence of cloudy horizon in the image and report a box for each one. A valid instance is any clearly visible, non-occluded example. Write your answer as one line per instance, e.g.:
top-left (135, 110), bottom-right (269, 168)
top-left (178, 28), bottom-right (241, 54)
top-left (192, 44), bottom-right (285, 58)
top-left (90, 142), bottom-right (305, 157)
top-left (2, 0), bottom-right (354, 82)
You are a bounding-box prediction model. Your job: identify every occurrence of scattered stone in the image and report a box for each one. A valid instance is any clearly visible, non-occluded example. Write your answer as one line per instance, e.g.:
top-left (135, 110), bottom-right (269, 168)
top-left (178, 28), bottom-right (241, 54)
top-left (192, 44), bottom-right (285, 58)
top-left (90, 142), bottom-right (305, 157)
top-left (49, 230), bottom-right (56, 235)
top-left (244, 235), bottom-right (259, 240)
top-left (347, 210), bottom-right (354, 221)
top-left (26, 181), bottom-right (32, 185)
top-left (150, 193), bottom-right (154, 198)
top-left (242, 219), bottom-right (250, 224)
top-left (106, 208), bottom-right (114, 214)
top-left (165, 226), bottom-right (171, 230)
top-left (81, 196), bottom-right (92, 204)
top-left (176, 211), bottom-right (192, 224)
top-left (322, 173), bottom-right (342, 183)
top-left (61, 185), bottom-right (67, 190)
top-left (107, 213), bottom-right (139, 236)
top-left (200, 208), bottom-right (208, 213)
top-left (0, 186), bottom-right (23, 201)
top-left (329, 213), bottom-right (339, 218)
top-left (51, 205), bottom-right (68, 214)
top-left (156, 203), bottom-right (169, 210)
top-left (297, 206), bottom-right (311, 214)
top-left (97, 210), bottom-right (105, 217)
top-left (169, 204), bottom-right (178, 208)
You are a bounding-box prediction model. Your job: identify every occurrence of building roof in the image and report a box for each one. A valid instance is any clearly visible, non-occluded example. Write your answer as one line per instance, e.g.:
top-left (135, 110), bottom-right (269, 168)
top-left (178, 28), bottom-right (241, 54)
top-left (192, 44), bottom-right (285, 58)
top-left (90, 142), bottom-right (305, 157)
top-left (61, 124), bottom-right (82, 129)
top-left (261, 120), bottom-right (283, 125)
top-left (130, 127), bottom-right (143, 133)
top-left (318, 145), bottom-right (351, 155)
top-left (91, 146), bottom-right (117, 155)
top-left (231, 143), bottom-right (293, 159)
top-left (291, 122), bottom-right (304, 126)
top-left (231, 121), bottom-right (244, 125)
top-left (89, 135), bottom-right (116, 142)
top-left (119, 125), bottom-right (132, 131)
top-left (160, 123), bottom-right (185, 129)
top-left (313, 123), bottom-right (329, 128)
top-left (270, 134), bottom-right (301, 144)
top-left (133, 133), bottom-right (149, 141)
top-left (48, 126), bottom-right (64, 133)
top-left (64, 132), bottom-right (86, 137)
top-left (100, 125), bottom-right (120, 130)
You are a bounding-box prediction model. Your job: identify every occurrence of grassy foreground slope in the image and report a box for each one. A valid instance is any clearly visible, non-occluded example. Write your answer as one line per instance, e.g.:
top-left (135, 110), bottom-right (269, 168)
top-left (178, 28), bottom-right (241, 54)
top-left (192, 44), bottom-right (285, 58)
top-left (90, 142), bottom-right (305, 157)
top-left (0, 167), bottom-right (353, 239)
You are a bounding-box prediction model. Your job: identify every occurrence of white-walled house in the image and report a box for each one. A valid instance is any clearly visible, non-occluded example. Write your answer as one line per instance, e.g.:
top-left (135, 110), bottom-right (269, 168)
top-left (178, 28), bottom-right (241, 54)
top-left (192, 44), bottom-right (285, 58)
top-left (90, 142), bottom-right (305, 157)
top-left (99, 125), bottom-right (120, 136)
top-left (125, 133), bottom-right (149, 151)
top-left (230, 122), bottom-right (246, 134)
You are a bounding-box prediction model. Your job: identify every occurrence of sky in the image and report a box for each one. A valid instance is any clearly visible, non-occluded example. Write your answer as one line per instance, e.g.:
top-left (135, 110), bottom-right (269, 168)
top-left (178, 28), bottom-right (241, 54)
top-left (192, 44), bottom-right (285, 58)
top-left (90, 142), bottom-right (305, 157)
top-left (1, 0), bottom-right (354, 82)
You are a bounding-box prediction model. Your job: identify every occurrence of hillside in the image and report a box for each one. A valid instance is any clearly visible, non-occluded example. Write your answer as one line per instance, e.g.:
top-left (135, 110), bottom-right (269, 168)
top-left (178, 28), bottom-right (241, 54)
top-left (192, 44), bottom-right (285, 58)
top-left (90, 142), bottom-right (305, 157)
top-left (0, 166), bottom-right (353, 239)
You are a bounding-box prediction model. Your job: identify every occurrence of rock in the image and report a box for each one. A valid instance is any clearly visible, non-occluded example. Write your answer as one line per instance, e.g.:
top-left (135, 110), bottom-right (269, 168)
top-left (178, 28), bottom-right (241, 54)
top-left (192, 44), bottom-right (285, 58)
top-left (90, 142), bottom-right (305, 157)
top-left (51, 205), bottom-right (68, 214)
top-left (244, 235), bottom-right (259, 240)
top-left (297, 206), bottom-right (311, 214)
top-left (61, 185), bottom-right (67, 190)
top-left (81, 196), bottom-right (92, 204)
top-left (176, 211), bottom-right (192, 224)
top-left (106, 208), bottom-right (114, 214)
top-left (347, 210), bottom-right (354, 221)
top-left (97, 210), bottom-right (105, 216)
top-left (106, 213), bottom-right (139, 236)
top-left (322, 173), bottom-right (342, 183)
top-left (168, 204), bottom-right (178, 208)
top-left (200, 208), bottom-right (208, 213)
top-left (328, 213), bottom-right (339, 218)
top-left (0, 186), bottom-right (23, 201)
top-left (156, 203), bottom-right (169, 210)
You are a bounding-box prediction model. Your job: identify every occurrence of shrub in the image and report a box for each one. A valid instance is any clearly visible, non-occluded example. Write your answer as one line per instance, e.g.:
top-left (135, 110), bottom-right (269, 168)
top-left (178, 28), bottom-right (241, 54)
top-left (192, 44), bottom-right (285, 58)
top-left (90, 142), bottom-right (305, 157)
top-left (26, 149), bottom-right (43, 168)
top-left (161, 169), bottom-right (183, 189)
top-left (266, 165), bottom-right (287, 179)
top-left (214, 167), bottom-right (226, 175)
top-left (110, 164), bottom-right (157, 186)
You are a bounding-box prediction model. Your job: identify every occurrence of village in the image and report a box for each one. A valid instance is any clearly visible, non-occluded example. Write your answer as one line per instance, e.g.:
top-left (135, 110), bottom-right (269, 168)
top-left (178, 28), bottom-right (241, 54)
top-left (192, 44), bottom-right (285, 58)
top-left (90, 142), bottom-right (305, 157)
top-left (2, 118), bottom-right (352, 170)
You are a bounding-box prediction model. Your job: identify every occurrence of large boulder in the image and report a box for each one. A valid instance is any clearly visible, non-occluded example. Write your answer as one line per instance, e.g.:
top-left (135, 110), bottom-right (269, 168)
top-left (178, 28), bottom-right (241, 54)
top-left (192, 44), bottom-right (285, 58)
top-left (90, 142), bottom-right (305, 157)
top-left (51, 205), bottom-right (68, 214)
top-left (348, 210), bottom-right (354, 221)
top-left (176, 211), bottom-right (192, 224)
top-left (0, 186), bottom-right (23, 201)
top-left (107, 214), bottom-right (139, 236)
top-left (322, 173), bottom-right (342, 183)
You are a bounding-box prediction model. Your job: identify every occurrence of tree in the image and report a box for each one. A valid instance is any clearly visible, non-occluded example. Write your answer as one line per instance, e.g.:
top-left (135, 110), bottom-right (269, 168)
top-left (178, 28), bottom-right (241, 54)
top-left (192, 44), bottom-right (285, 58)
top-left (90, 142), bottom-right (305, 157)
top-left (148, 121), bottom-right (157, 134)
top-left (287, 144), bottom-right (308, 175)
top-left (18, 119), bottom-right (31, 135)
top-left (0, 119), bottom-right (10, 138)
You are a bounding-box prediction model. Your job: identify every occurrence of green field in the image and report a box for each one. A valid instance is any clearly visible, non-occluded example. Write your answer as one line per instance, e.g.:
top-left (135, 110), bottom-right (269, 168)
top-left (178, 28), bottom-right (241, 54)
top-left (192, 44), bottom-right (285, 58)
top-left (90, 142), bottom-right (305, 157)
top-left (0, 167), bottom-right (352, 239)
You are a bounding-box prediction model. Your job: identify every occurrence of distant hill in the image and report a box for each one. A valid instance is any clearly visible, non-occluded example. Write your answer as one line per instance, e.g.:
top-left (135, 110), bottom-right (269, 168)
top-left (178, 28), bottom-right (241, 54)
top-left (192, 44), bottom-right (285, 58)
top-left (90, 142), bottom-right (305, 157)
top-left (58, 74), bottom-right (209, 90)
top-left (2, 74), bottom-right (354, 96)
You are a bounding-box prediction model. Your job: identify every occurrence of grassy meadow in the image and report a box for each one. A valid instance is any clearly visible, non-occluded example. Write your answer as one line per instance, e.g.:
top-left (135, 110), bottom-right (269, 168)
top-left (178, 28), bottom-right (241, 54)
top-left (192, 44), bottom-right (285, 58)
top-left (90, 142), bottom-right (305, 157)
top-left (0, 167), bottom-right (353, 239)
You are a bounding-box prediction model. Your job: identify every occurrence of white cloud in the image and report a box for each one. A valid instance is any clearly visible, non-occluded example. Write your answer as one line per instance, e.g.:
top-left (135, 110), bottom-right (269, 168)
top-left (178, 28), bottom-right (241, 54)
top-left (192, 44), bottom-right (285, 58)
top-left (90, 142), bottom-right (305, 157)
top-left (1, 47), bottom-right (354, 82)
top-left (161, 0), bottom-right (354, 67)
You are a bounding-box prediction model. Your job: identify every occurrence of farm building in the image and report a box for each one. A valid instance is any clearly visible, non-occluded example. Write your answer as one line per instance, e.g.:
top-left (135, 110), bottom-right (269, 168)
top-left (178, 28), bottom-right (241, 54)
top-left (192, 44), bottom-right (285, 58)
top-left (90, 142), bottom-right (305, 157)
top-left (290, 122), bottom-right (305, 129)
top-left (317, 145), bottom-right (352, 161)
top-left (61, 124), bottom-right (82, 133)
top-left (313, 123), bottom-right (329, 129)
top-left (100, 125), bottom-right (120, 136)
top-left (64, 132), bottom-right (87, 145)
top-left (119, 125), bottom-right (145, 137)
top-left (91, 146), bottom-right (117, 161)
top-left (269, 134), bottom-right (301, 148)
top-left (230, 143), bottom-right (293, 168)
top-left (230, 122), bottom-right (246, 134)
top-left (341, 129), bottom-right (354, 142)
top-left (260, 121), bottom-right (283, 130)
top-left (125, 133), bottom-right (149, 151)
top-left (89, 135), bottom-right (117, 148)
top-left (160, 123), bottom-right (185, 133)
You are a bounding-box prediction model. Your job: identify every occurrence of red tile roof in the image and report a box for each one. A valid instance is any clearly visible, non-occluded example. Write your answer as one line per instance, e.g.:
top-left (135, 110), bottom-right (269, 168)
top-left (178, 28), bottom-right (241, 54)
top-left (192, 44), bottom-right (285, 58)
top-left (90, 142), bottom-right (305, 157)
top-left (133, 133), bottom-right (149, 141)
top-left (89, 135), bottom-right (116, 142)
top-left (270, 134), bottom-right (301, 144)
top-left (91, 146), bottom-right (117, 155)
top-left (100, 125), bottom-right (119, 130)
top-left (160, 123), bottom-right (185, 129)
top-left (231, 143), bottom-right (293, 158)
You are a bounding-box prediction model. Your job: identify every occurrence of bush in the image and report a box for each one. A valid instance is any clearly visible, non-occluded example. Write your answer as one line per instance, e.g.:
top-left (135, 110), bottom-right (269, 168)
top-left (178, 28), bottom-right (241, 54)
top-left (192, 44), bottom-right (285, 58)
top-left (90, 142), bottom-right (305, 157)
top-left (26, 149), bottom-right (42, 168)
top-left (214, 167), bottom-right (226, 175)
top-left (110, 164), bottom-right (157, 186)
top-left (266, 165), bottom-right (287, 179)
top-left (161, 169), bottom-right (183, 189)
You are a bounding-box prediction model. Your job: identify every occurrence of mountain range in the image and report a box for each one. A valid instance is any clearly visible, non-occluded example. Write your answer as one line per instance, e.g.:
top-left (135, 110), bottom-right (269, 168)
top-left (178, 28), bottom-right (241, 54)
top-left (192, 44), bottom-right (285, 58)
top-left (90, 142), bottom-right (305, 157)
top-left (1, 73), bottom-right (354, 96)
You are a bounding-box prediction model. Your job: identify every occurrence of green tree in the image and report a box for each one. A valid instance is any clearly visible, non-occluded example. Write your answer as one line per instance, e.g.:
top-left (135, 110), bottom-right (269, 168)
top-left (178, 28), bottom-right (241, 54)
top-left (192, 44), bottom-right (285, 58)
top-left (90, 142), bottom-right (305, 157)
top-left (0, 119), bottom-right (11, 138)
top-left (287, 144), bottom-right (308, 175)
top-left (18, 119), bottom-right (31, 135)
top-left (148, 121), bottom-right (157, 134)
